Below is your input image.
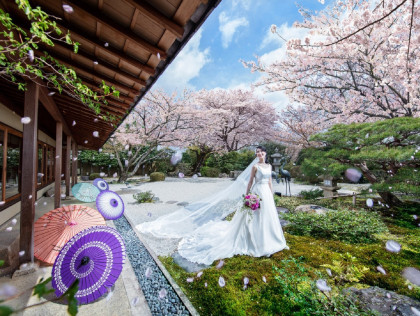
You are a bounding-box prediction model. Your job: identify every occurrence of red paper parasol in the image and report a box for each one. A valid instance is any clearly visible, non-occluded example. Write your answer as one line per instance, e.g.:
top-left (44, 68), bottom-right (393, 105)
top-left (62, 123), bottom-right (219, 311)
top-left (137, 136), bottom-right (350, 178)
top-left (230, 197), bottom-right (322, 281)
top-left (34, 205), bottom-right (105, 264)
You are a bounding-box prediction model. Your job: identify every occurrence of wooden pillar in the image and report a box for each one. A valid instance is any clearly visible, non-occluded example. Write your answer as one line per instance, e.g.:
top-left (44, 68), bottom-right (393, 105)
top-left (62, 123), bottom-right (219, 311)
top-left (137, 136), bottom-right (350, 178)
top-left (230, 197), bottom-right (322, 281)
top-left (20, 82), bottom-right (39, 264)
top-left (65, 135), bottom-right (71, 196)
top-left (54, 122), bottom-right (62, 209)
top-left (71, 141), bottom-right (77, 189)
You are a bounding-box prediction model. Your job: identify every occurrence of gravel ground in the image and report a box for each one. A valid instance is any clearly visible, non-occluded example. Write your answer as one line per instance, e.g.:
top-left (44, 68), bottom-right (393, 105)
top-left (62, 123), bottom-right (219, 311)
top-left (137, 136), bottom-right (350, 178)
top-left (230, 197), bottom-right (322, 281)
top-left (114, 216), bottom-right (190, 316)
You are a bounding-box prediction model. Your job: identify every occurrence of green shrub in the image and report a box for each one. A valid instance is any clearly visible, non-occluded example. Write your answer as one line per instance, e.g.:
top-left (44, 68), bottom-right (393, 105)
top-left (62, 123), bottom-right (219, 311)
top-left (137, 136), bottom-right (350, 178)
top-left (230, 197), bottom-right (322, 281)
top-left (133, 191), bottom-right (155, 203)
top-left (320, 253), bottom-right (369, 286)
top-left (283, 209), bottom-right (388, 243)
top-left (89, 173), bottom-right (100, 180)
top-left (200, 166), bottom-right (220, 177)
top-left (150, 172), bottom-right (165, 182)
top-left (176, 163), bottom-right (193, 176)
top-left (300, 188), bottom-right (324, 200)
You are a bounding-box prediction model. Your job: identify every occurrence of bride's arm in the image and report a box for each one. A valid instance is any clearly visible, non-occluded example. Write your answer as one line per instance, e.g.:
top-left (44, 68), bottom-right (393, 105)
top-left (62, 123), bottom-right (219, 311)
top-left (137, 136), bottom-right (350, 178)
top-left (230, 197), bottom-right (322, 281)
top-left (246, 165), bottom-right (257, 194)
top-left (269, 173), bottom-right (273, 194)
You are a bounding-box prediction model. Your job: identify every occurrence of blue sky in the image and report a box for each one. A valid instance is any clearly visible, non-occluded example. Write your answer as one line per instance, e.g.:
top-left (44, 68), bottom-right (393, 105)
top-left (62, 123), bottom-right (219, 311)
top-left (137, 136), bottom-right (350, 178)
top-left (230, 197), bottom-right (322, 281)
top-left (155, 0), bottom-right (334, 110)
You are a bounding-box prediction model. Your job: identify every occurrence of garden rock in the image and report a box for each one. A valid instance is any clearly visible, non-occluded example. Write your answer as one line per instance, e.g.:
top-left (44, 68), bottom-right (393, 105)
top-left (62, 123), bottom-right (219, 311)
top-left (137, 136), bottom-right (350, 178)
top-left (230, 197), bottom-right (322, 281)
top-left (343, 286), bottom-right (420, 316)
top-left (294, 204), bottom-right (333, 215)
top-left (219, 173), bottom-right (228, 178)
top-left (277, 207), bottom-right (289, 214)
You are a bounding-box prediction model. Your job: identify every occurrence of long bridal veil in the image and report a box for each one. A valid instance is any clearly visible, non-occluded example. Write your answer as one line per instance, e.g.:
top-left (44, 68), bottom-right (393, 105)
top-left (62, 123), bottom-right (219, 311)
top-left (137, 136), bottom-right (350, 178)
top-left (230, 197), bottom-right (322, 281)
top-left (137, 158), bottom-right (259, 239)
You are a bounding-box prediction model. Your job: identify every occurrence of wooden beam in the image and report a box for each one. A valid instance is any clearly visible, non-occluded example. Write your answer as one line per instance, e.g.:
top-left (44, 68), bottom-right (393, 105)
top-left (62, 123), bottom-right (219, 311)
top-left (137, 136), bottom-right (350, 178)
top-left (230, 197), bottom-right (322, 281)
top-left (65, 135), bottom-right (71, 196)
top-left (56, 21), bottom-right (155, 75)
top-left (81, 80), bottom-right (133, 106)
top-left (37, 83), bottom-right (72, 137)
top-left (125, 0), bottom-right (184, 38)
top-left (19, 81), bottom-right (39, 264)
top-left (65, 0), bottom-right (167, 59)
top-left (71, 141), bottom-right (77, 188)
top-left (55, 122), bottom-right (63, 208)
top-left (57, 94), bottom-right (126, 117)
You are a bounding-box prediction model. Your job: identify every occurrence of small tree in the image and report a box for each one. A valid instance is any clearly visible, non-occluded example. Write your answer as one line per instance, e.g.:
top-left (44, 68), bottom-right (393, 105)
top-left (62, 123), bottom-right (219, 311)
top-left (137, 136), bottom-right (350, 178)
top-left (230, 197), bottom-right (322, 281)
top-left (304, 117), bottom-right (420, 206)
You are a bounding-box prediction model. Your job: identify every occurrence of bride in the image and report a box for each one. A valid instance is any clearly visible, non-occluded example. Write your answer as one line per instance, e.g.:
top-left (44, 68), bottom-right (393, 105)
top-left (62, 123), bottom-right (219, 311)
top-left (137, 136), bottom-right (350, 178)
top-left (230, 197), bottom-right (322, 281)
top-left (137, 146), bottom-right (288, 265)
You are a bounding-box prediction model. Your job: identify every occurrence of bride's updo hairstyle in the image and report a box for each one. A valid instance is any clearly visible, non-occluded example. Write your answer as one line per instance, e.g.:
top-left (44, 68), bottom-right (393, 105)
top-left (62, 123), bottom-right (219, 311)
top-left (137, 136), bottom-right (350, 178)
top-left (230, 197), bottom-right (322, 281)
top-left (256, 145), bottom-right (269, 164)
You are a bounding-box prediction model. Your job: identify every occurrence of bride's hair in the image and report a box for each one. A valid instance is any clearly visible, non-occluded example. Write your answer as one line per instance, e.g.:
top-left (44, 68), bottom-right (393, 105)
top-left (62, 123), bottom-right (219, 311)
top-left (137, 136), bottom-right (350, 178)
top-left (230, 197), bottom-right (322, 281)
top-left (256, 145), bottom-right (269, 164)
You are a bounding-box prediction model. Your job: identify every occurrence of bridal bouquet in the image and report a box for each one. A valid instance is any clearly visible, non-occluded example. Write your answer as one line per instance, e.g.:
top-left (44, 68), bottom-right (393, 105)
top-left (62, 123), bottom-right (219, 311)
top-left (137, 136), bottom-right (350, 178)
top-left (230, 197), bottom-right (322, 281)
top-left (241, 193), bottom-right (262, 218)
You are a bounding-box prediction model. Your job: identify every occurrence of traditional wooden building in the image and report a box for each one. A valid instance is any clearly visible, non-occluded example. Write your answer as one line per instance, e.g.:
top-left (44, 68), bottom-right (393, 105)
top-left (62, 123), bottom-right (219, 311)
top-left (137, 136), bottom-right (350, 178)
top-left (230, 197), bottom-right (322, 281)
top-left (0, 0), bottom-right (220, 266)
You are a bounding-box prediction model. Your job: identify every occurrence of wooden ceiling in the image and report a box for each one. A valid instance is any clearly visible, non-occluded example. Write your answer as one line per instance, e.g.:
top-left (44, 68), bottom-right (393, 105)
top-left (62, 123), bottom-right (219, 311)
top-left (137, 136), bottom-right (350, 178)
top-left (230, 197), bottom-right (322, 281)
top-left (0, 0), bottom-right (220, 148)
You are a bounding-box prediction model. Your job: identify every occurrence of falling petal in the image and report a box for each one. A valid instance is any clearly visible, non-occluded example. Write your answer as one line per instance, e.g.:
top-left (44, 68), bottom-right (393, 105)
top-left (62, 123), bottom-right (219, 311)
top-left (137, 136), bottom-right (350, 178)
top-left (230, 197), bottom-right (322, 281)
top-left (392, 305), bottom-right (397, 311)
top-left (413, 215), bottom-right (418, 220)
top-left (104, 42), bottom-right (109, 47)
top-left (62, 4), bottom-right (74, 13)
top-left (61, 174), bottom-right (64, 177)
top-left (377, 266), bottom-right (387, 275)
top-left (21, 117), bottom-right (31, 124)
top-left (28, 195), bottom-right (32, 199)
top-left (0, 283), bottom-right (17, 298)
top-left (93, 131), bottom-right (99, 137)
top-left (73, 157), bottom-right (77, 161)
top-left (43, 202), bottom-right (47, 205)
top-left (125, 160), bottom-right (129, 167)
top-left (94, 118), bottom-right (98, 123)
top-left (262, 276), bottom-right (267, 283)
top-left (19, 250), bottom-right (25, 257)
top-left (34, 202), bottom-right (38, 206)
top-left (326, 268), bottom-right (332, 277)
top-left (72, 121), bottom-right (76, 126)
top-left (113, 173), bottom-right (118, 178)
top-left (157, 52), bottom-right (161, 59)
top-left (216, 260), bottom-right (224, 269)
top-left (197, 271), bottom-right (203, 278)
top-left (178, 173), bottom-right (184, 178)
top-left (204, 282), bottom-right (207, 287)
top-left (402, 267), bottom-right (420, 286)
top-left (145, 267), bottom-right (152, 278)
top-left (218, 276), bottom-right (225, 287)
top-left (316, 279), bottom-right (331, 292)
top-left (366, 199), bottom-right (374, 208)
top-left (369, 188), bottom-right (372, 192)
top-left (6, 227), bottom-right (12, 231)
top-left (344, 168), bottom-right (362, 183)
top-left (408, 285), bottom-right (413, 290)
top-left (243, 277), bottom-right (249, 285)
top-left (93, 61), bottom-right (98, 65)
top-left (11, 219), bottom-right (17, 225)
top-left (385, 240), bottom-right (401, 253)
top-left (99, 148), bottom-right (103, 152)
top-left (131, 297), bottom-right (139, 306)
top-left (386, 293), bottom-right (391, 299)
top-left (186, 278), bottom-right (194, 283)
top-left (28, 50), bottom-right (34, 62)
top-left (147, 212), bottom-right (152, 217)
top-left (192, 174), bottom-right (198, 179)
top-left (243, 285), bottom-right (247, 290)
top-left (0, 201), bottom-right (5, 206)
top-left (100, 172), bottom-right (105, 177)
top-left (125, 144), bottom-right (129, 150)
top-left (48, 91), bottom-right (55, 96)
top-left (84, 140), bottom-right (88, 144)
top-left (158, 288), bottom-right (167, 299)
top-left (61, 194), bottom-right (66, 199)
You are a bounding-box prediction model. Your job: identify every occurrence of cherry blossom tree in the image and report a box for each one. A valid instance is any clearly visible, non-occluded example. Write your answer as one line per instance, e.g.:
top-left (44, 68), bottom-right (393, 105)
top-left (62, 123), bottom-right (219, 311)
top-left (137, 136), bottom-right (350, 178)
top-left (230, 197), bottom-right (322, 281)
top-left (108, 89), bottom-right (192, 182)
top-left (193, 89), bottom-right (280, 150)
top-left (246, 0), bottom-right (419, 124)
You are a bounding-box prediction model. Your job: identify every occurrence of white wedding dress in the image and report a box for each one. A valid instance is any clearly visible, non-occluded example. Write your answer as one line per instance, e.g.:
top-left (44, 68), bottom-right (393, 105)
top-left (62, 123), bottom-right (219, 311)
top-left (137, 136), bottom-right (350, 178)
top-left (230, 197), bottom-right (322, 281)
top-left (177, 164), bottom-right (288, 265)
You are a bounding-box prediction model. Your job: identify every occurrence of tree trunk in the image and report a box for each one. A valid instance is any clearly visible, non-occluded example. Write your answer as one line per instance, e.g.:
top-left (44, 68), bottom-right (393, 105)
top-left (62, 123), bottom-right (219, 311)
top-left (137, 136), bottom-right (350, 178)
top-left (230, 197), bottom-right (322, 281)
top-left (356, 162), bottom-right (403, 207)
top-left (118, 173), bottom-right (129, 183)
top-left (377, 191), bottom-right (403, 207)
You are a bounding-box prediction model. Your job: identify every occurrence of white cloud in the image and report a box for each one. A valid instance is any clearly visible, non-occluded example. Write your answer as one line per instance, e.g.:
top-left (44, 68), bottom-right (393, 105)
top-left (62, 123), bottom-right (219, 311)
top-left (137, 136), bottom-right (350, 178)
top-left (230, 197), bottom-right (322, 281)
top-left (219, 12), bottom-right (249, 48)
top-left (155, 29), bottom-right (210, 91)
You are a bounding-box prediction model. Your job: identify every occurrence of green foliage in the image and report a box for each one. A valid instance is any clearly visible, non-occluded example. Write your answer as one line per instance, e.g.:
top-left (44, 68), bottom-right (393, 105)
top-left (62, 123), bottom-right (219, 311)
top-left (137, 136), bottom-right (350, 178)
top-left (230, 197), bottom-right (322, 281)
top-left (176, 163), bottom-right (193, 176)
top-left (299, 188), bottom-right (324, 200)
top-left (150, 172), bottom-right (165, 182)
top-left (88, 173), bottom-right (100, 180)
top-left (78, 150), bottom-right (118, 168)
top-left (204, 150), bottom-right (255, 173)
top-left (283, 209), bottom-right (388, 243)
top-left (307, 117), bottom-right (420, 196)
top-left (0, 0), bottom-right (119, 121)
top-left (33, 276), bottom-right (54, 298)
top-left (0, 306), bottom-right (13, 316)
top-left (320, 253), bottom-right (370, 285)
top-left (133, 191), bottom-right (155, 203)
top-left (200, 166), bottom-right (220, 177)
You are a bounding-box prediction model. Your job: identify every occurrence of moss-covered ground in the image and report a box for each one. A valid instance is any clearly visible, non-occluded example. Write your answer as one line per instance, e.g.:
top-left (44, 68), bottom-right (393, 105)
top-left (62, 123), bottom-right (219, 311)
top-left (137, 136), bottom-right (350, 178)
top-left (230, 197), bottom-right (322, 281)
top-left (160, 196), bottom-right (420, 315)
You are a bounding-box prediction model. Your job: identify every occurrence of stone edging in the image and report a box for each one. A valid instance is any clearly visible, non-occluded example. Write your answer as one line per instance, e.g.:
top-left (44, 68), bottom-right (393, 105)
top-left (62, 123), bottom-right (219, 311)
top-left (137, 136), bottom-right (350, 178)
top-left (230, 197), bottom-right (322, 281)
top-left (123, 215), bottom-right (200, 316)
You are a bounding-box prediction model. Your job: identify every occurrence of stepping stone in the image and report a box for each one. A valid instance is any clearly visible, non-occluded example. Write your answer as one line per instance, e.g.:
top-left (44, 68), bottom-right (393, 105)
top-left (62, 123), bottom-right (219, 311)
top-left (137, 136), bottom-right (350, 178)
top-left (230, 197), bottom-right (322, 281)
top-left (177, 201), bottom-right (189, 206)
top-left (276, 207), bottom-right (289, 214)
top-left (171, 252), bottom-right (210, 273)
top-left (166, 200), bottom-right (178, 204)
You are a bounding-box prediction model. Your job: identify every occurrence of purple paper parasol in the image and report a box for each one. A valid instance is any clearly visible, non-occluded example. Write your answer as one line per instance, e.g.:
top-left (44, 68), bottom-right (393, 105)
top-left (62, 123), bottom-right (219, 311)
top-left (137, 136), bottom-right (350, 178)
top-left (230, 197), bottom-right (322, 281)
top-left (96, 190), bottom-right (124, 220)
top-left (52, 226), bottom-right (125, 304)
top-left (93, 178), bottom-right (109, 191)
